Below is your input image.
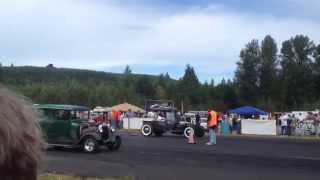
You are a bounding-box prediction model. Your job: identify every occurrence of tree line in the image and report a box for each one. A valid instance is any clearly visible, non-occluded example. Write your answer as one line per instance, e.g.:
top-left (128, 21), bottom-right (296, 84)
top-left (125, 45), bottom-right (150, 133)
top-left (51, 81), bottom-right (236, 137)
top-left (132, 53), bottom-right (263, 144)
top-left (0, 34), bottom-right (319, 112)
top-left (235, 34), bottom-right (320, 111)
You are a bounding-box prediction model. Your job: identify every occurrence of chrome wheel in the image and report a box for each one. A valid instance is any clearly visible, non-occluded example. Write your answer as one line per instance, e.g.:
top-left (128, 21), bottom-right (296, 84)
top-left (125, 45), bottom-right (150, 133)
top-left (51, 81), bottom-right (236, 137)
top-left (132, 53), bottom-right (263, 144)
top-left (141, 124), bottom-right (152, 136)
top-left (83, 137), bottom-right (97, 153)
top-left (184, 127), bottom-right (194, 138)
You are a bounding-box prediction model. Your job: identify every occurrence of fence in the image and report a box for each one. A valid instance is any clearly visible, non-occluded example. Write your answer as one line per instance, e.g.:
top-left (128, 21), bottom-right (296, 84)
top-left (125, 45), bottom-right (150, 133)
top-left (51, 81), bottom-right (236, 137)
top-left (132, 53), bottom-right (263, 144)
top-left (240, 119), bottom-right (319, 136)
top-left (121, 117), bottom-right (320, 137)
top-left (122, 117), bottom-right (152, 129)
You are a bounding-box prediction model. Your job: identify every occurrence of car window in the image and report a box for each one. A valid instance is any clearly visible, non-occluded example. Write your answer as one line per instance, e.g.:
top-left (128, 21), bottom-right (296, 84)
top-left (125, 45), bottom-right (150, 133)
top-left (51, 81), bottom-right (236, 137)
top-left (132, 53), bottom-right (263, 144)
top-left (70, 110), bottom-right (89, 120)
top-left (37, 109), bottom-right (46, 121)
top-left (38, 109), bottom-right (55, 122)
top-left (54, 110), bottom-right (70, 121)
top-left (166, 112), bottom-right (175, 121)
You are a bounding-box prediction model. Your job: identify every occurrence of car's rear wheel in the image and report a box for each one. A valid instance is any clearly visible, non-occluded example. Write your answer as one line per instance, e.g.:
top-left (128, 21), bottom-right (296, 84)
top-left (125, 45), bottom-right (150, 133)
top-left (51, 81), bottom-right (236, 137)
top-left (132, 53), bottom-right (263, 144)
top-left (82, 137), bottom-right (98, 153)
top-left (107, 136), bottom-right (122, 151)
top-left (195, 126), bottom-right (205, 138)
top-left (141, 124), bottom-right (153, 136)
top-left (184, 127), bottom-right (194, 138)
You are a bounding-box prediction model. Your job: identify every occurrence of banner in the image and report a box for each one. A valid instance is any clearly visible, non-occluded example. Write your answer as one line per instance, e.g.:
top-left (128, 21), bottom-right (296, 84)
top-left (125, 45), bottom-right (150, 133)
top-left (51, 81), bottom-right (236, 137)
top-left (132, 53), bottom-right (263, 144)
top-left (241, 119), bottom-right (277, 135)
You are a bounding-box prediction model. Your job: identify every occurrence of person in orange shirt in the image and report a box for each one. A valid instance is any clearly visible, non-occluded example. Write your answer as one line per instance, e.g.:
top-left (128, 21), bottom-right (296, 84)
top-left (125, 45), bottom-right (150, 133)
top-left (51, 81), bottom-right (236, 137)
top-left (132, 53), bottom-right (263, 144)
top-left (112, 110), bottom-right (122, 128)
top-left (207, 108), bottom-right (218, 145)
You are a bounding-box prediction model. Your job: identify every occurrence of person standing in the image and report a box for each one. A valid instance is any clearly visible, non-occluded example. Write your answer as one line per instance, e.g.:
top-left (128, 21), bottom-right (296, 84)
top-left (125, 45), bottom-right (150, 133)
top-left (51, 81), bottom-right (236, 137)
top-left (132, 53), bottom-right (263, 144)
top-left (280, 115), bottom-right (288, 136)
top-left (119, 111), bottom-right (125, 129)
top-left (115, 110), bottom-right (121, 128)
top-left (111, 110), bottom-right (118, 129)
top-left (287, 114), bottom-right (293, 136)
top-left (227, 115), bottom-right (233, 134)
top-left (206, 109), bottom-right (218, 146)
top-left (195, 112), bottom-right (201, 127)
top-left (220, 115), bottom-right (231, 135)
top-left (126, 109), bottom-right (134, 129)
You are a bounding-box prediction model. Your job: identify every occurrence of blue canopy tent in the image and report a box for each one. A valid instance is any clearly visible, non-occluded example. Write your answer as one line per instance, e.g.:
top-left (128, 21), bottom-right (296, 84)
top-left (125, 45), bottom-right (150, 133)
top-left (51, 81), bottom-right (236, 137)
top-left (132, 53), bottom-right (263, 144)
top-left (227, 106), bottom-right (268, 116)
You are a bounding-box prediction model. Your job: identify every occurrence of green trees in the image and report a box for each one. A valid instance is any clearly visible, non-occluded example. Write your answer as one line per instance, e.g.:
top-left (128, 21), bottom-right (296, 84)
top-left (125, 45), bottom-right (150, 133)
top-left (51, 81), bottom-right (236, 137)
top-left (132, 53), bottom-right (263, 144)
top-left (0, 62), bottom-right (2, 81)
top-left (178, 65), bottom-right (201, 111)
top-left (280, 35), bottom-right (315, 109)
top-left (124, 65), bottom-right (132, 74)
top-left (259, 35), bottom-right (278, 110)
top-left (313, 45), bottom-right (320, 98)
top-left (136, 76), bottom-right (156, 99)
top-left (234, 34), bottom-right (319, 111)
top-left (235, 39), bottom-right (260, 105)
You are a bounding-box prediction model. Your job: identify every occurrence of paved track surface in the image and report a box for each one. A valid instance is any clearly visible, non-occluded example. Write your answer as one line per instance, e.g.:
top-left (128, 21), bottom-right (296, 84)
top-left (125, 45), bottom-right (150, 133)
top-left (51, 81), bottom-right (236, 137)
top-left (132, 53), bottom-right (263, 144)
top-left (43, 133), bottom-right (320, 180)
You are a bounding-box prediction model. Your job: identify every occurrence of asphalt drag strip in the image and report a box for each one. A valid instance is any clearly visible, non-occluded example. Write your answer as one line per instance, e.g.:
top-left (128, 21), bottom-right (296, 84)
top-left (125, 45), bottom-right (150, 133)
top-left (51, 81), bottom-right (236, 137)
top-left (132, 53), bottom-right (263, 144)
top-left (43, 133), bottom-right (320, 180)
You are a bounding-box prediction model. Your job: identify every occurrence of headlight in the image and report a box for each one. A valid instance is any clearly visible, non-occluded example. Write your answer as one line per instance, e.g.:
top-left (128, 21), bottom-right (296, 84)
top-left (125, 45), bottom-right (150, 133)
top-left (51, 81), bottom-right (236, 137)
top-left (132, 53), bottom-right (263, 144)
top-left (111, 127), bottom-right (115, 132)
top-left (98, 124), bottom-right (103, 133)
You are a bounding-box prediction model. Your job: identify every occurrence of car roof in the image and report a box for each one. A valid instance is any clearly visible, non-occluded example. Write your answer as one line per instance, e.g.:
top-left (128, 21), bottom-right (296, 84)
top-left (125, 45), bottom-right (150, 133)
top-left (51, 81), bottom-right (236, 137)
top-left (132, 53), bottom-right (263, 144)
top-left (149, 107), bottom-right (177, 111)
top-left (34, 104), bottom-right (89, 111)
top-left (185, 112), bottom-right (195, 116)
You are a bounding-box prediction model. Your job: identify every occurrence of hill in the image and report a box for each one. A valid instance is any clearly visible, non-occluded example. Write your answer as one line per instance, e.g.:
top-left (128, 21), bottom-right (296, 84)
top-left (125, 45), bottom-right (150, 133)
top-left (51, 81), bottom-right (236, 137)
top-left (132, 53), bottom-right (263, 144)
top-left (0, 65), bottom-right (239, 111)
top-left (0, 66), bottom-right (177, 108)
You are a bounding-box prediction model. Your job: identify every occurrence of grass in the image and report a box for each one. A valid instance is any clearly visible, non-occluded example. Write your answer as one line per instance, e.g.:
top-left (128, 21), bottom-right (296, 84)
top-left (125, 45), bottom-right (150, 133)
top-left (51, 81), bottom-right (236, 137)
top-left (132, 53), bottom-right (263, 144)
top-left (39, 174), bottom-right (134, 180)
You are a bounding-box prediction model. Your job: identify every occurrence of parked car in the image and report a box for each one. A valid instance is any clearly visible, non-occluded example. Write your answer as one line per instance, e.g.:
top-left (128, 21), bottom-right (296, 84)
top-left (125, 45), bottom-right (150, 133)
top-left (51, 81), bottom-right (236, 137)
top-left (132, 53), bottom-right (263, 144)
top-left (35, 104), bottom-right (121, 153)
top-left (141, 100), bottom-right (205, 138)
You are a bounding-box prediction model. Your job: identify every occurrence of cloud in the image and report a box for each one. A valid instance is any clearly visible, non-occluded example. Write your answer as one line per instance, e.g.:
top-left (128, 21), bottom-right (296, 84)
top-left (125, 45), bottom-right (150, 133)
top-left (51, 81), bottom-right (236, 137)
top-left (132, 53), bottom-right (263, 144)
top-left (0, 0), bottom-right (319, 81)
top-left (284, 0), bottom-right (320, 20)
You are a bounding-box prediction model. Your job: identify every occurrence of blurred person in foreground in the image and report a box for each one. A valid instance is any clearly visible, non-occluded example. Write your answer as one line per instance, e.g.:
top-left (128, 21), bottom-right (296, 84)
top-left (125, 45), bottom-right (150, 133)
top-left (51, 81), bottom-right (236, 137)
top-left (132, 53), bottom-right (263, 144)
top-left (0, 85), bottom-right (43, 180)
top-left (206, 108), bottom-right (218, 146)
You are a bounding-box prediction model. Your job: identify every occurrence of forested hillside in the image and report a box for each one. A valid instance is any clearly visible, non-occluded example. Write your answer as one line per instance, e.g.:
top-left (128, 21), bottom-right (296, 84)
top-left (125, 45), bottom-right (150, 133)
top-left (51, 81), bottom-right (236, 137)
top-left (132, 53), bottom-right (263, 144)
top-left (0, 66), bottom-right (168, 108)
top-left (0, 64), bottom-right (235, 111)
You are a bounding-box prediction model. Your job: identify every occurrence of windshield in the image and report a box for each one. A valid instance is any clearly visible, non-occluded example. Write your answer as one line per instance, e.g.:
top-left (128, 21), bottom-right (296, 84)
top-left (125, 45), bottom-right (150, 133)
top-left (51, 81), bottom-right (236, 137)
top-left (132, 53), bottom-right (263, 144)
top-left (166, 111), bottom-right (176, 122)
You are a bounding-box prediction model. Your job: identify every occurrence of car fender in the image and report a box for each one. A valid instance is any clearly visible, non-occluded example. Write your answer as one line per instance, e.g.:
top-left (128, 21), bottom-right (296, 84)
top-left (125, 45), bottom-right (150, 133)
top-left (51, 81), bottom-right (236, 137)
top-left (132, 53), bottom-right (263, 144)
top-left (78, 133), bottom-right (101, 144)
top-left (142, 117), bottom-right (154, 123)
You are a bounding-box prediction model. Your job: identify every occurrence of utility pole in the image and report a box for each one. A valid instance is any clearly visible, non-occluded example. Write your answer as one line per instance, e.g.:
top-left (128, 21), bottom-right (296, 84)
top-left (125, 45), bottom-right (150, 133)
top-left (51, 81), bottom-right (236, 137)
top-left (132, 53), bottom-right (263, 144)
top-left (181, 99), bottom-right (184, 114)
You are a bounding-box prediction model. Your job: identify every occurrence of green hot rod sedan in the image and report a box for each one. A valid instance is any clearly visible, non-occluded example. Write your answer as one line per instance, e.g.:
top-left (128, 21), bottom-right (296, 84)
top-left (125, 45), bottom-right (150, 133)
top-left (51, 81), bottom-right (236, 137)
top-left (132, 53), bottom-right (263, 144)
top-left (35, 104), bottom-right (121, 153)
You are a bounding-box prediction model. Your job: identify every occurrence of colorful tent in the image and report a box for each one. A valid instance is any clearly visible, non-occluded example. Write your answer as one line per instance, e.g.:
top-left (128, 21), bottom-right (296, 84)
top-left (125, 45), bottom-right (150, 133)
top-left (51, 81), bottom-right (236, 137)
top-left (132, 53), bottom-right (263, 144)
top-left (227, 106), bottom-right (268, 116)
top-left (111, 102), bottom-right (145, 113)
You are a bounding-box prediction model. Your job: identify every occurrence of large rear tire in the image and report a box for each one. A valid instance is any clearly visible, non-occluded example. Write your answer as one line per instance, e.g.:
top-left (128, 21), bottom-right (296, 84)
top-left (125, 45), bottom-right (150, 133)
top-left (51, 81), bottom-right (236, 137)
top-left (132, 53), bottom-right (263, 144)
top-left (195, 126), bottom-right (205, 138)
top-left (141, 124), bottom-right (153, 136)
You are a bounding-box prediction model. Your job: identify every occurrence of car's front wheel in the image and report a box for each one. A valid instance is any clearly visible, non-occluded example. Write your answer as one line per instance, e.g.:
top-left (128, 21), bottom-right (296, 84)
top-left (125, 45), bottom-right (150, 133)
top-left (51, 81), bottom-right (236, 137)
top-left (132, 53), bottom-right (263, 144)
top-left (141, 124), bottom-right (153, 136)
top-left (184, 127), bottom-right (194, 138)
top-left (82, 137), bottom-right (98, 153)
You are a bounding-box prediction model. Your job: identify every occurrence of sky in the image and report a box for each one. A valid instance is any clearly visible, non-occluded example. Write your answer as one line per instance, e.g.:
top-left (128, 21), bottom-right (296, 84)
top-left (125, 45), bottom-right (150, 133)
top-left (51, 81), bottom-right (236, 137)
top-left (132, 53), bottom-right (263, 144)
top-left (0, 0), bottom-right (320, 82)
